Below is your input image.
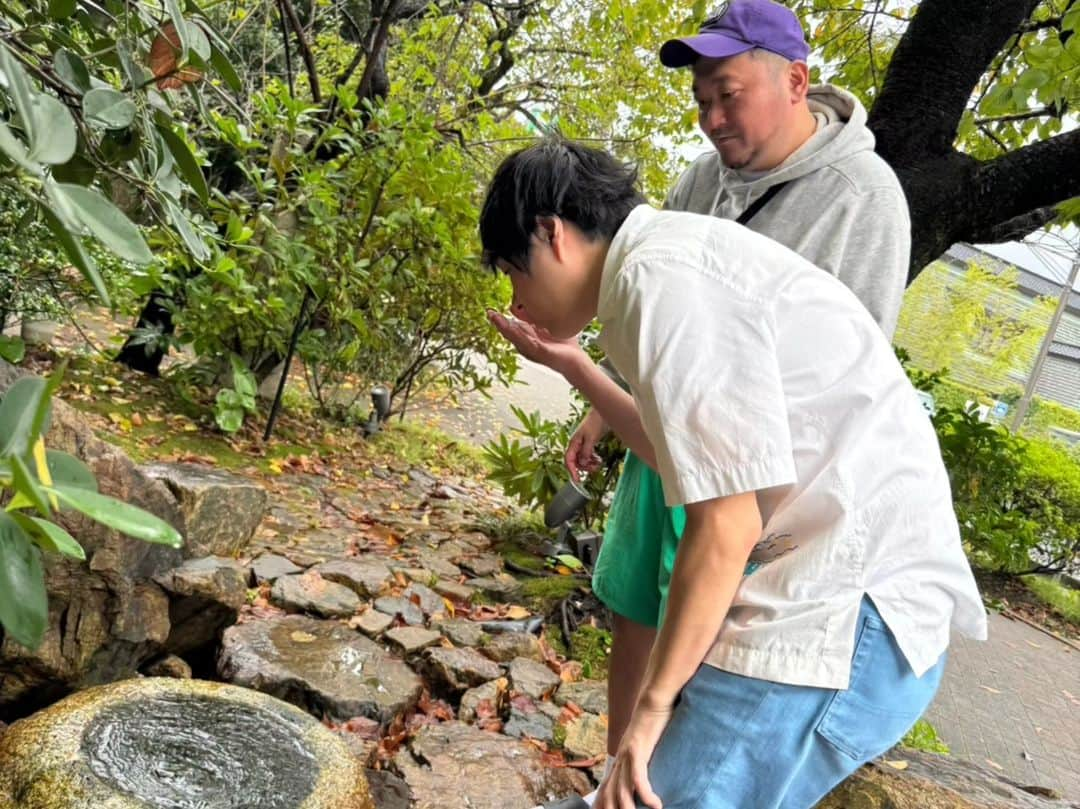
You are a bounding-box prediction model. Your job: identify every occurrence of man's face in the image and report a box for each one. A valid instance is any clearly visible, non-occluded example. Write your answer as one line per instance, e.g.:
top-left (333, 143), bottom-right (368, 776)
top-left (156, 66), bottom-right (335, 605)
top-left (692, 51), bottom-right (792, 171)
top-left (498, 227), bottom-right (594, 340)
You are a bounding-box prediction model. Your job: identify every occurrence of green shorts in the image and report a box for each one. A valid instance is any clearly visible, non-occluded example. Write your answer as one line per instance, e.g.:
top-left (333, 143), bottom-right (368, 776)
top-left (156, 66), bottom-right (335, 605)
top-left (591, 451), bottom-right (685, 628)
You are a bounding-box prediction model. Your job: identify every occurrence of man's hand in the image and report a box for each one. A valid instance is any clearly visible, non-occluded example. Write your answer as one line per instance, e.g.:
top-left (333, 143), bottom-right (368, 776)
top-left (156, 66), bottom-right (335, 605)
top-left (566, 409), bottom-right (608, 482)
top-left (594, 696), bottom-right (672, 809)
top-left (487, 310), bottom-right (587, 378)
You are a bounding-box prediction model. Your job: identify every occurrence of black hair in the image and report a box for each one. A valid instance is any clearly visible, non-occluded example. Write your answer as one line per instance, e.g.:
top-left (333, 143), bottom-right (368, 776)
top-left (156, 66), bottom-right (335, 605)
top-left (479, 137), bottom-right (646, 273)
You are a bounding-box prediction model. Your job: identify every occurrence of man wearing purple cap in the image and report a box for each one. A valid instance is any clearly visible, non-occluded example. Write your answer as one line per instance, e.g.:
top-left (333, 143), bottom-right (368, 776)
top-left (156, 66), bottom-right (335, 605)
top-left (550, 1), bottom-right (912, 807)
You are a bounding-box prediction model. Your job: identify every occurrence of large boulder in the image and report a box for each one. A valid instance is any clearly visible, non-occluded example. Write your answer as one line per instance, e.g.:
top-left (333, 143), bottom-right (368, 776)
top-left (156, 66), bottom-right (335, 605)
top-left (394, 722), bottom-right (590, 809)
top-left (821, 750), bottom-right (1078, 808)
top-left (140, 462), bottom-right (268, 557)
top-left (0, 362), bottom-right (183, 719)
top-left (218, 614), bottom-right (423, 724)
top-left (0, 677), bottom-right (373, 808)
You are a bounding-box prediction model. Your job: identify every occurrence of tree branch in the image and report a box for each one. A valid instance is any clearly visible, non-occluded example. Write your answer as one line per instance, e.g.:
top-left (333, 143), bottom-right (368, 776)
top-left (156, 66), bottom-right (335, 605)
top-left (869, 0), bottom-right (1041, 163)
top-left (278, 0), bottom-right (322, 103)
top-left (975, 103), bottom-right (1066, 125)
top-left (969, 206), bottom-right (1060, 244)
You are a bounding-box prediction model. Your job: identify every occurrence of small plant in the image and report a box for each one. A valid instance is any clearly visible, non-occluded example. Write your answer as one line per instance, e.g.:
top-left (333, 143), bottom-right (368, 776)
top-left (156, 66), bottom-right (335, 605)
top-left (214, 354), bottom-right (259, 433)
top-left (0, 369), bottom-right (182, 649)
top-left (483, 404), bottom-right (624, 530)
top-left (901, 719), bottom-right (950, 754)
top-left (1022, 575), bottom-right (1080, 624)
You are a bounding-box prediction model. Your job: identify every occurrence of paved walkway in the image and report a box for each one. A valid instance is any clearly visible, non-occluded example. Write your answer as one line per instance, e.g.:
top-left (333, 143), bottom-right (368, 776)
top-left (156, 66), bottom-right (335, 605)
top-left (430, 360), bottom-right (1080, 801)
top-left (925, 612), bottom-right (1080, 799)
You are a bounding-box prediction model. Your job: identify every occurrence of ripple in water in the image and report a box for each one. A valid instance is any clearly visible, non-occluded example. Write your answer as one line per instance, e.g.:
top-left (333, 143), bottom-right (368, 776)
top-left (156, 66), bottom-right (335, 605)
top-left (81, 694), bottom-right (319, 809)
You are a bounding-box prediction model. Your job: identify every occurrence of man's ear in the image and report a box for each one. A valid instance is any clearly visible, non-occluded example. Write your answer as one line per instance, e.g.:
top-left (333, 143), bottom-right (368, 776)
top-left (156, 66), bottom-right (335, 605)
top-left (535, 215), bottom-right (563, 255)
top-left (788, 60), bottom-right (810, 102)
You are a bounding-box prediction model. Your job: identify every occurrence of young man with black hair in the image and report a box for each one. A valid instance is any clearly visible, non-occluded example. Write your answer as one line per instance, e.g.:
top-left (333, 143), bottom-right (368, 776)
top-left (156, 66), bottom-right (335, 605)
top-left (481, 137), bottom-right (984, 809)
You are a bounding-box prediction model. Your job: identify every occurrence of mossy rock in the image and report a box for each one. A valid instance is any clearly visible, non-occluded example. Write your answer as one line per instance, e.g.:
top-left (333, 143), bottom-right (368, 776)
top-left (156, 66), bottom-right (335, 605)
top-left (0, 678), bottom-right (373, 809)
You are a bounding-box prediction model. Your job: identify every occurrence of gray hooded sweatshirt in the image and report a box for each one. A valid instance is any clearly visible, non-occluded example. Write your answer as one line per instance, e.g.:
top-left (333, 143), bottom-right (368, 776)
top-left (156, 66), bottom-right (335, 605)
top-left (664, 84), bottom-right (910, 337)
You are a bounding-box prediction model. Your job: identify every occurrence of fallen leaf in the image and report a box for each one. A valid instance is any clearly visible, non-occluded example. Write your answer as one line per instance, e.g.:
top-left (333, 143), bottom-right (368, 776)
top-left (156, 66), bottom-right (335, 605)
top-left (883, 760), bottom-right (909, 770)
top-left (985, 758), bottom-right (1004, 771)
top-left (979, 685), bottom-right (1002, 694)
top-left (506, 605), bottom-right (530, 620)
top-left (290, 631), bottom-right (317, 643)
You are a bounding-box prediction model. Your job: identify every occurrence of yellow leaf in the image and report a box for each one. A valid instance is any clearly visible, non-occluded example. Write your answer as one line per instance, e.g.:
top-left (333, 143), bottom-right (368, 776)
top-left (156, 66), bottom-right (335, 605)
top-left (443, 598), bottom-right (455, 618)
top-left (390, 502), bottom-right (401, 511)
top-left (108, 412), bottom-right (133, 432)
top-left (883, 760), bottom-right (909, 771)
top-left (32, 437), bottom-right (59, 511)
top-left (290, 631), bottom-right (317, 643)
top-left (506, 606), bottom-right (530, 620)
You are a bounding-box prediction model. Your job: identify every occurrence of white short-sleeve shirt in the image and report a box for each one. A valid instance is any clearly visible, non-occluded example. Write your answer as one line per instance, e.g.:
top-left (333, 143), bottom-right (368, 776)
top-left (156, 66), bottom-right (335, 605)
top-left (597, 205), bottom-right (987, 689)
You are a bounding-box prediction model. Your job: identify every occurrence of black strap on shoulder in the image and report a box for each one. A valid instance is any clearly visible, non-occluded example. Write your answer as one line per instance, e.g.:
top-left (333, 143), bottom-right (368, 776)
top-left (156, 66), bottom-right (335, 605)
top-left (735, 180), bottom-right (791, 226)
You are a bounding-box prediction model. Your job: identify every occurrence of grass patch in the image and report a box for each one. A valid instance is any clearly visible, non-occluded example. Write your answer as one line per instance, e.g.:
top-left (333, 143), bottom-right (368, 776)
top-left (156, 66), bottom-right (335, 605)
top-left (544, 625), bottom-right (568, 658)
top-left (570, 625), bottom-right (612, 679)
top-left (520, 575), bottom-right (585, 613)
top-left (474, 512), bottom-right (548, 545)
top-left (1022, 574), bottom-right (1080, 624)
top-left (900, 719), bottom-right (950, 754)
top-left (496, 539), bottom-right (549, 574)
top-left (366, 419), bottom-right (489, 477)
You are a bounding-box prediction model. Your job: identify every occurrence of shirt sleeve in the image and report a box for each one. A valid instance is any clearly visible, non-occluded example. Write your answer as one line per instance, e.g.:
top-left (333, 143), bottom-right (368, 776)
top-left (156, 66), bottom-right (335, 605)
top-left (607, 259), bottom-right (797, 507)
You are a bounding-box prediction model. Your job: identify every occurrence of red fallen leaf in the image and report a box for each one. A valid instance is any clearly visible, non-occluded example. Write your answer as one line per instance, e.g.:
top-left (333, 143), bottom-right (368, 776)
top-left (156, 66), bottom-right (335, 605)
top-left (148, 21), bottom-right (204, 90)
top-left (323, 716), bottom-right (381, 740)
top-left (558, 702), bottom-right (584, 724)
top-left (559, 660), bottom-right (584, 683)
top-left (417, 690), bottom-right (454, 721)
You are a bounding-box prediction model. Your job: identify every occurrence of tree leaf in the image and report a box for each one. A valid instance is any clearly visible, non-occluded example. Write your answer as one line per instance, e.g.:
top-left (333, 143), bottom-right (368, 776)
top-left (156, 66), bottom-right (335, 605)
top-left (163, 1), bottom-right (190, 60)
top-left (0, 512), bottom-right (48, 650)
top-left (83, 87), bottom-right (137, 129)
top-left (48, 0), bottom-right (77, 19)
top-left (17, 515), bottom-right (86, 561)
top-left (0, 376), bottom-right (50, 458)
top-left (39, 204), bottom-right (110, 306)
top-left (10, 454), bottom-right (50, 517)
top-left (209, 42), bottom-right (242, 93)
top-left (46, 182), bottom-right (153, 265)
top-left (0, 45), bottom-right (38, 142)
top-left (165, 198), bottom-right (211, 261)
top-left (0, 120), bottom-right (42, 175)
top-left (156, 122), bottom-right (208, 204)
top-left (53, 49), bottom-right (91, 93)
top-left (47, 485), bottom-right (183, 547)
top-left (46, 450), bottom-right (98, 492)
top-left (25, 94), bottom-right (77, 164)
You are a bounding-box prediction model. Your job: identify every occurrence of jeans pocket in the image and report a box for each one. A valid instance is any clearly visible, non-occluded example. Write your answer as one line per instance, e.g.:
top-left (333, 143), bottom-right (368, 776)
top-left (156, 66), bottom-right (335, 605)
top-left (815, 615), bottom-right (941, 761)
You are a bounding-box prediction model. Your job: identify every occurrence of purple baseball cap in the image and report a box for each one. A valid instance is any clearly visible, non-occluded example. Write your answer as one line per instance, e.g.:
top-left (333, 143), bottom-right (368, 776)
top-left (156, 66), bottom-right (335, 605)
top-left (660, 0), bottom-right (810, 68)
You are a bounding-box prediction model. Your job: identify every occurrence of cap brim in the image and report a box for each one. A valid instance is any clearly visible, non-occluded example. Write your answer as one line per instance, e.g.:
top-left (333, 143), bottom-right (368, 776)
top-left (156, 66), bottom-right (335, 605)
top-left (659, 34), bottom-right (754, 68)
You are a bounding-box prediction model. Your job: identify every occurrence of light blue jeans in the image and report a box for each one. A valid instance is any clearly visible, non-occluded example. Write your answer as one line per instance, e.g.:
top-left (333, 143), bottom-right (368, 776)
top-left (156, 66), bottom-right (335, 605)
top-left (637, 597), bottom-right (946, 809)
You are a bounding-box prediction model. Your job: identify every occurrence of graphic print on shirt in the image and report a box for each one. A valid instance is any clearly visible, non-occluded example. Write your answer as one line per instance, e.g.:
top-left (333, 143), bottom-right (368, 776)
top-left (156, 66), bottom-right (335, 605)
top-left (744, 531), bottom-right (798, 576)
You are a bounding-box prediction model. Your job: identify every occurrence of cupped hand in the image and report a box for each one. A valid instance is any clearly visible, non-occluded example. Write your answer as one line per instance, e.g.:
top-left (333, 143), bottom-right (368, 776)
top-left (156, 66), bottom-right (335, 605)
top-left (486, 310), bottom-right (586, 378)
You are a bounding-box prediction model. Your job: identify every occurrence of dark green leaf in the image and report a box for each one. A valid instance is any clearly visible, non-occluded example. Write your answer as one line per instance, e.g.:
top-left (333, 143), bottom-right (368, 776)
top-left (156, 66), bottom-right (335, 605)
top-left (209, 42), bottom-right (242, 93)
top-left (0, 376), bottom-right (49, 457)
top-left (12, 514), bottom-right (86, 561)
top-left (48, 485), bottom-right (183, 547)
top-left (39, 205), bottom-right (110, 306)
top-left (10, 454), bottom-right (50, 517)
top-left (156, 122), bottom-right (208, 205)
top-left (48, 0), bottom-right (76, 20)
top-left (164, 0), bottom-right (190, 59)
top-left (0, 121), bottom-right (42, 175)
top-left (51, 154), bottom-right (97, 186)
top-left (0, 512), bottom-right (48, 649)
top-left (53, 49), bottom-right (91, 93)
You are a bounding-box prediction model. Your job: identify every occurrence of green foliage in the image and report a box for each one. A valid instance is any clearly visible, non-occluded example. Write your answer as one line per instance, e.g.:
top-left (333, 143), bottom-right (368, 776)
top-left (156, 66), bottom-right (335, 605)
top-left (214, 355), bottom-right (258, 434)
top-left (0, 372), bottom-right (181, 649)
top-left (483, 404), bottom-right (625, 528)
top-left (0, 1), bottom-right (239, 306)
top-left (895, 261), bottom-right (1054, 393)
top-left (934, 402), bottom-right (1080, 575)
top-left (1022, 574), bottom-right (1080, 624)
top-left (901, 719), bottom-right (950, 755)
